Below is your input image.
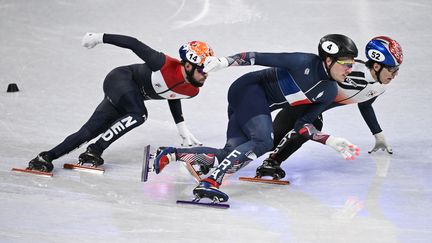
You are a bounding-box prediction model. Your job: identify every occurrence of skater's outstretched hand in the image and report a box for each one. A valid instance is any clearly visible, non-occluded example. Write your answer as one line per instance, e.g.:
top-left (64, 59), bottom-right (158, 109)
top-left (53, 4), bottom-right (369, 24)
top-left (203, 56), bottom-right (229, 73)
top-left (176, 121), bottom-right (202, 147)
top-left (368, 132), bottom-right (393, 154)
top-left (325, 136), bottom-right (360, 160)
top-left (82, 32), bottom-right (103, 49)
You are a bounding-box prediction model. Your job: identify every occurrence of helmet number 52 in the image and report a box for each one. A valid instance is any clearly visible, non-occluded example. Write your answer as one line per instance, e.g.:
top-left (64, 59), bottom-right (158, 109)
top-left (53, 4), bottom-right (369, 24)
top-left (370, 51), bottom-right (381, 61)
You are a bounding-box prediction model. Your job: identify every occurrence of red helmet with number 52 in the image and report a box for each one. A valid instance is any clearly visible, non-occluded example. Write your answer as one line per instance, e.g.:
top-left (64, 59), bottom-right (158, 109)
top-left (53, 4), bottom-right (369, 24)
top-left (365, 36), bottom-right (403, 67)
top-left (179, 41), bottom-right (214, 67)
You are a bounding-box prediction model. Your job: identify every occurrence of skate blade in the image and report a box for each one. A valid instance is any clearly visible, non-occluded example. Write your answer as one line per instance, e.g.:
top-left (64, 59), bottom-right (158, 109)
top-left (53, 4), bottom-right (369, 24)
top-left (11, 168), bottom-right (53, 177)
top-left (176, 199), bottom-right (229, 209)
top-left (239, 176), bottom-right (289, 185)
top-left (63, 163), bottom-right (104, 174)
top-left (141, 145), bottom-right (151, 182)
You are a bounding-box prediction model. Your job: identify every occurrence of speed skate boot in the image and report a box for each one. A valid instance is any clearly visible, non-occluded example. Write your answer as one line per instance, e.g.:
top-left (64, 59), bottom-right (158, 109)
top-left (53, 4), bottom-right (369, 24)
top-left (78, 146), bottom-right (104, 167)
top-left (153, 147), bottom-right (177, 174)
top-left (193, 178), bottom-right (229, 203)
top-left (28, 152), bottom-right (54, 172)
top-left (256, 158), bottom-right (286, 180)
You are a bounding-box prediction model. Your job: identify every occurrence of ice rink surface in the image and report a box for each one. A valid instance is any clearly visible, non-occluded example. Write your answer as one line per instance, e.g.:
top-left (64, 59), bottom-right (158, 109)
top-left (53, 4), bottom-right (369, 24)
top-left (1, 0), bottom-right (432, 242)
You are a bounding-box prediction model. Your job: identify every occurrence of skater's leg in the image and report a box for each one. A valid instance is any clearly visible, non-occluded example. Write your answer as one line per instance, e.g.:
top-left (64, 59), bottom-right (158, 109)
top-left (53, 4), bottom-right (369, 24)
top-left (153, 146), bottom-right (223, 175)
top-left (270, 113), bottom-right (323, 163)
top-left (203, 79), bottom-right (273, 185)
top-left (88, 90), bottom-right (147, 153)
top-left (193, 114), bottom-right (272, 202)
top-left (256, 113), bottom-right (323, 179)
top-left (88, 66), bottom-right (147, 153)
top-left (28, 66), bottom-right (142, 171)
top-left (206, 114), bottom-right (273, 183)
top-left (154, 111), bottom-right (249, 174)
top-left (194, 72), bottom-right (273, 201)
top-left (175, 109), bottom-right (250, 162)
top-left (78, 67), bottom-right (147, 165)
top-left (272, 106), bottom-right (299, 149)
top-left (28, 98), bottom-right (119, 171)
top-left (48, 98), bottom-right (119, 160)
top-left (175, 101), bottom-right (249, 160)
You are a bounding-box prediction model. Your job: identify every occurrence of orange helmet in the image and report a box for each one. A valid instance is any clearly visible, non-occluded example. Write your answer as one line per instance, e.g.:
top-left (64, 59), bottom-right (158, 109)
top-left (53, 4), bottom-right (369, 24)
top-left (179, 41), bottom-right (214, 67)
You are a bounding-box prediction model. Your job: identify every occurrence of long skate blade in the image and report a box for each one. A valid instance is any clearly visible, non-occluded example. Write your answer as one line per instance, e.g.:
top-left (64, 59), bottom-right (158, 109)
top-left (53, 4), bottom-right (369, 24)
top-left (176, 200), bottom-right (230, 209)
top-left (239, 176), bottom-right (289, 185)
top-left (11, 168), bottom-right (53, 177)
top-left (180, 161), bottom-right (201, 183)
top-left (63, 163), bottom-right (104, 174)
top-left (141, 145), bottom-right (151, 182)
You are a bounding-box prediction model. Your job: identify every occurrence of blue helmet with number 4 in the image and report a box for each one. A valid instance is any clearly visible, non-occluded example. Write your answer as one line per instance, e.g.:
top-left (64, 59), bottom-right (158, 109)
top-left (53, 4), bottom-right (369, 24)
top-left (179, 41), bottom-right (214, 67)
top-left (365, 36), bottom-right (403, 67)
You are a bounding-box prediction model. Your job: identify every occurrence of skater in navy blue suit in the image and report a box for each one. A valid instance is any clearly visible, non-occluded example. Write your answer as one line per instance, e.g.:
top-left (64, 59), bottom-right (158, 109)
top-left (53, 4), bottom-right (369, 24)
top-left (256, 36), bottom-right (404, 179)
top-left (154, 34), bottom-right (360, 202)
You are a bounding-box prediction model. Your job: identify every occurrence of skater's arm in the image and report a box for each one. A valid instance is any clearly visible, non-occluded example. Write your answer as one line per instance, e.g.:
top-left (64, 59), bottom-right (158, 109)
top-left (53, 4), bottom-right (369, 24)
top-left (293, 104), bottom-right (331, 144)
top-left (293, 85), bottom-right (336, 136)
top-left (81, 32), bottom-right (165, 71)
top-left (168, 99), bottom-right (202, 146)
top-left (358, 97), bottom-right (392, 154)
top-left (253, 52), bottom-right (314, 70)
top-left (295, 123), bottom-right (360, 160)
top-left (203, 52), bottom-right (313, 72)
top-left (293, 101), bottom-right (359, 160)
top-left (168, 99), bottom-right (184, 124)
top-left (357, 97), bottom-right (382, 135)
top-left (103, 34), bottom-right (165, 71)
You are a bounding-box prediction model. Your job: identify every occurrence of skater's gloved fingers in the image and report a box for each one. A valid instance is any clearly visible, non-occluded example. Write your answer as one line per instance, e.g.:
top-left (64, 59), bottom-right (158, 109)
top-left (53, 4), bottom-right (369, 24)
top-left (369, 132), bottom-right (392, 154)
top-left (179, 133), bottom-right (201, 146)
top-left (81, 32), bottom-right (103, 49)
top-left (203, 56), bottom-right (228, 73)
top-left (181, 138), bottom-right (193, 147)
top-left (340, 144), bottom-right (359, 160)
top-left (341, 150), bottom-right (354, 160)
top-left (368, 144), bottom-right (392, 154)
top-left (181, 137), bottom-right (202, 147)
top-left (189, 134), bottom-right (202, 146)
top-left (349, 144), bottom-right (360, 156)
top-left (381, 145), bottom-right (392, 154)
top-left (386, 146), bottom-right (393, 154)
top-left (176, 121), bottom-right (201, 147)
top-left (326, 136), bottom-right (359, 160)
top-left (368, 148), bottom-right (377, 154)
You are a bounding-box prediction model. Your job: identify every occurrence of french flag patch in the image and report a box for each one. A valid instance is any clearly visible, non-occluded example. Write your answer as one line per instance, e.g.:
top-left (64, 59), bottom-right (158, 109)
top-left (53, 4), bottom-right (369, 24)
top-left (277, 69), bottom-right (311, 106)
